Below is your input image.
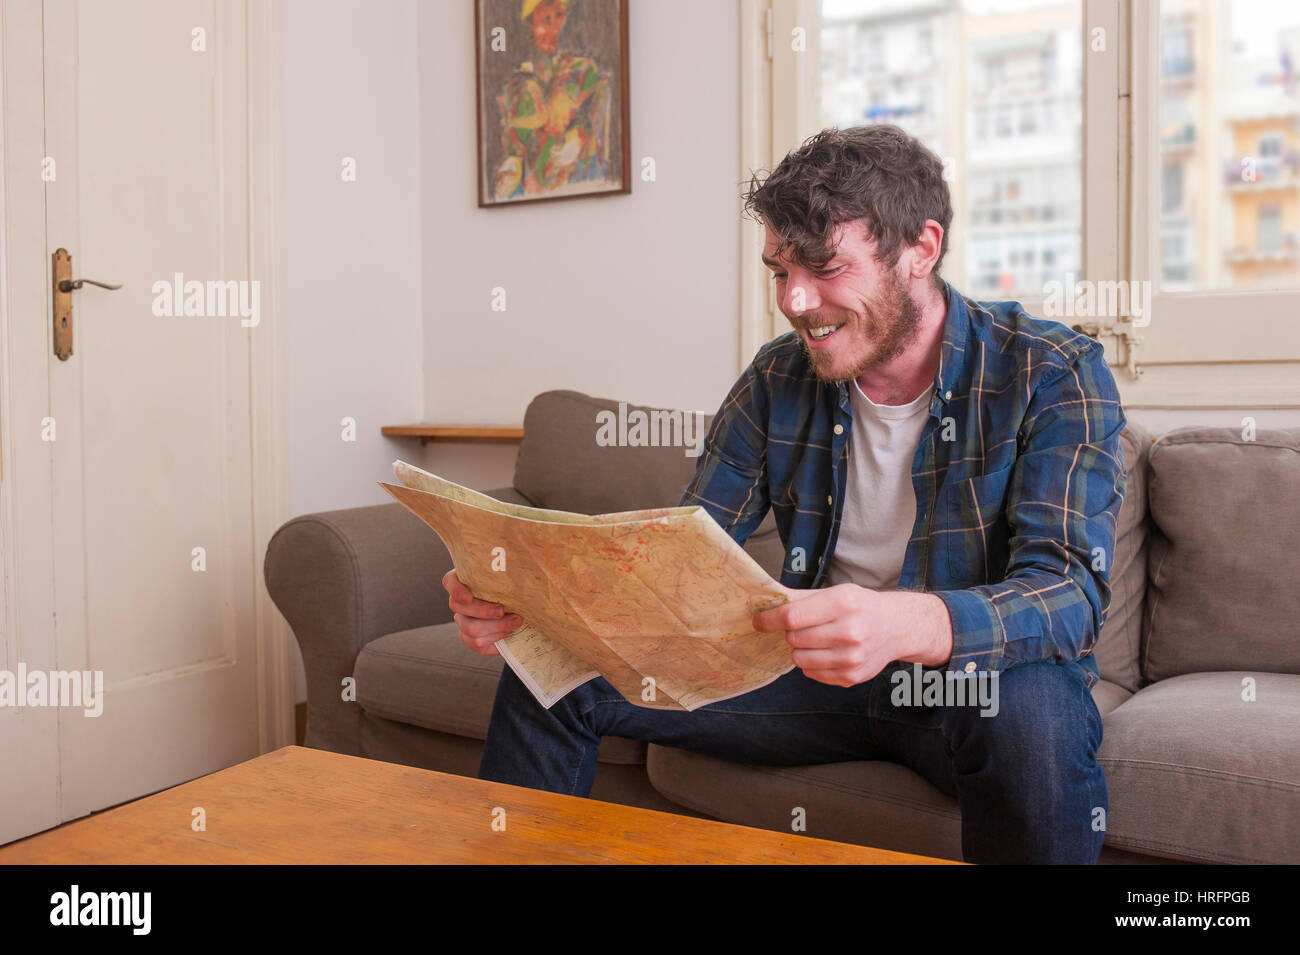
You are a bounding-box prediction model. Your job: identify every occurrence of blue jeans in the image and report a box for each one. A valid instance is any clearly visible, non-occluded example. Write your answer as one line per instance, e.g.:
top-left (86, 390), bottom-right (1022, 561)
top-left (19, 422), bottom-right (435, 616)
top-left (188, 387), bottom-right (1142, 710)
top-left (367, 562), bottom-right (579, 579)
top-left (478, 657), bottom-right (1107, 864)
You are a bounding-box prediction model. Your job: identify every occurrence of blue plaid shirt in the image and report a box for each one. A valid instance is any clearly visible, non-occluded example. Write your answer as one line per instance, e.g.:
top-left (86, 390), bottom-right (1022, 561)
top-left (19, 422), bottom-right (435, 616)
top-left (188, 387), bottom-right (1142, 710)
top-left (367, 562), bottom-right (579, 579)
top-left (680, 281), bottom-right (1128, 687)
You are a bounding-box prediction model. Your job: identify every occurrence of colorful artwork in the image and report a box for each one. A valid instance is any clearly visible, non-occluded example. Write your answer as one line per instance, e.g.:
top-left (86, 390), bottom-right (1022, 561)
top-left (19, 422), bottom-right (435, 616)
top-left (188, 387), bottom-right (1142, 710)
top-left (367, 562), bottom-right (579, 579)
top-left (475, 0), bottom-right (630, 206)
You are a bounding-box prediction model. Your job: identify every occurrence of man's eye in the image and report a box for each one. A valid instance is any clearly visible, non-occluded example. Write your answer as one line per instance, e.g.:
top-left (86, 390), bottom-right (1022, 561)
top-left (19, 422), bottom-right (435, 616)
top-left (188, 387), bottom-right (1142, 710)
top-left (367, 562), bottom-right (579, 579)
top-left (815, 267), bottom-right (842, 278)
top-left (772, 273), bottom-right (787, 281)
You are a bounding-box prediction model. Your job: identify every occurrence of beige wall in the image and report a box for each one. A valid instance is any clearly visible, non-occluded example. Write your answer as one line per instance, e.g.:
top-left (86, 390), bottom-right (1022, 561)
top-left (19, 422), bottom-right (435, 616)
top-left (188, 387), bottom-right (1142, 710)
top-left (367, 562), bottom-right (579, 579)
top-left (1126, 406), bottom-right (1298, 435)
top-left (285, 0), bottom-right (425, 518)
top-left (285, 0), bottom-right (426, 703)
top-left (414, 0), bottom-right (743, 493)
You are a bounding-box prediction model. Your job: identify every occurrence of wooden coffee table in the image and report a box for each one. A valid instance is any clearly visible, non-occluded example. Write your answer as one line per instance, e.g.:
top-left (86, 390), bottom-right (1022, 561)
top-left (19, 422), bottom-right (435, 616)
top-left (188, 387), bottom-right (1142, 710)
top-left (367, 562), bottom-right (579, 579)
top-left (0, 745), bottom-right (957, 864)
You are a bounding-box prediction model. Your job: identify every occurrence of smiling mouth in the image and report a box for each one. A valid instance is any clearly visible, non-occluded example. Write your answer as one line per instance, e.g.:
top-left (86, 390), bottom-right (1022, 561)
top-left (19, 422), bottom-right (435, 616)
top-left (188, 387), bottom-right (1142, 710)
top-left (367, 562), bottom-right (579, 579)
top-left (806, 323), bottom-right (844, 341)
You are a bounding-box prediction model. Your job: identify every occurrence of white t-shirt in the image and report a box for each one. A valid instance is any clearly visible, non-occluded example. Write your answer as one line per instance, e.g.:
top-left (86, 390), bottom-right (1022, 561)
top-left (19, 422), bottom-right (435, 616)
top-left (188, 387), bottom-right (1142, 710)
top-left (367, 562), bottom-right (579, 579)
top-left (823, 380), bottom-right (931, 591)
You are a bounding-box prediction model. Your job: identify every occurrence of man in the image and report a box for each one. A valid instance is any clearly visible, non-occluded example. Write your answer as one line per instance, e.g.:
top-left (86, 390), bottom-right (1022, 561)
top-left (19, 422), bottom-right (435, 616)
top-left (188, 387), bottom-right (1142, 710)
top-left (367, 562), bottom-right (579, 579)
top-left (446, 124), bottom-right (1128, 864)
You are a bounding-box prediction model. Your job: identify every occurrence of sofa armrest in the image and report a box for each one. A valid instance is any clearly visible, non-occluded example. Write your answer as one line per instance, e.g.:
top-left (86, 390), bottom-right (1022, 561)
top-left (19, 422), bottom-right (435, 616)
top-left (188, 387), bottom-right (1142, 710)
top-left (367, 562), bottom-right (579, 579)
top-left (263, 485), bottom-right (528, 754)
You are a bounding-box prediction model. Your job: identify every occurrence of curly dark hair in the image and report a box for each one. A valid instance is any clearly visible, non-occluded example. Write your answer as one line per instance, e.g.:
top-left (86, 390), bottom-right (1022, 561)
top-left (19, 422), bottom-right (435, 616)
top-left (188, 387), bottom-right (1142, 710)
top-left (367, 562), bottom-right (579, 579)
top-left (742, 124), bottom-right (953, 285)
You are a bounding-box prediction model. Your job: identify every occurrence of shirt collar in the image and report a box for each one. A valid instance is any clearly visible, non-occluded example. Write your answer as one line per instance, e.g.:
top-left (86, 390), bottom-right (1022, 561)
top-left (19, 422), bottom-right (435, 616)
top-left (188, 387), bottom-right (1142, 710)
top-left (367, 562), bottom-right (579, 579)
top-left (834, 279), bottom-right (971, 408)
top-left (934, 279), bottom-right (971, 405)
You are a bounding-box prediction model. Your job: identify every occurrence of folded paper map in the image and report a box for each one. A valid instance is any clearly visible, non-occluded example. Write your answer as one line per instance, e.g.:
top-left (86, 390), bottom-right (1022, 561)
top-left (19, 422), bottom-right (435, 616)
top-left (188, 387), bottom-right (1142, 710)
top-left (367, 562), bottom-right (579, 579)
top-left (378, 461), bottom-right (795, 711)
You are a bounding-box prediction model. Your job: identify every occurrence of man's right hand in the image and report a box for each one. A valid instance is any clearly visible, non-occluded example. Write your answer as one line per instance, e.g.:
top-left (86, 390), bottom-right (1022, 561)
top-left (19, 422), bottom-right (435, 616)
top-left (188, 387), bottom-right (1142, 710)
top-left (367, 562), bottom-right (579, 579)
top-left (442, 569), bottom-right (522, 656)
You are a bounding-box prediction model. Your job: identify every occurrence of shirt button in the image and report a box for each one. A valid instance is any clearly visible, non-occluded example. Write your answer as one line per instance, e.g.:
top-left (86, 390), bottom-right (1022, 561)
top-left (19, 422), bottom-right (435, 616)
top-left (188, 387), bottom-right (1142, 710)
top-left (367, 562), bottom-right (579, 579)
top-left (944, 390), bottom-right (953, 400)
top-left (826, 495), bottom-right (833, 506)
top-left (833, 424), bottom-right (844, 435)
top-left (964, 661), bottom-right (977, 673)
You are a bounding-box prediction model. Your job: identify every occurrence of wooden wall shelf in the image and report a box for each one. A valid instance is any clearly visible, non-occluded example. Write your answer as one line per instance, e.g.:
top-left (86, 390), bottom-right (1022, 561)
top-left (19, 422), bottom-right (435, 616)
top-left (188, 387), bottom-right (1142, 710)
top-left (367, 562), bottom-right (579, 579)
top-left (381, 425), bottom-right (524, 446)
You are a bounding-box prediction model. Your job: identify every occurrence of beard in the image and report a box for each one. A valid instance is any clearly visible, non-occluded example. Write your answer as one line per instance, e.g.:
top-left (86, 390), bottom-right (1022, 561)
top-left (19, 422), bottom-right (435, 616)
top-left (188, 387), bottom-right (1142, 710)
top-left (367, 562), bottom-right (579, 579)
top-left (795, 268), bottom-right (923, 385)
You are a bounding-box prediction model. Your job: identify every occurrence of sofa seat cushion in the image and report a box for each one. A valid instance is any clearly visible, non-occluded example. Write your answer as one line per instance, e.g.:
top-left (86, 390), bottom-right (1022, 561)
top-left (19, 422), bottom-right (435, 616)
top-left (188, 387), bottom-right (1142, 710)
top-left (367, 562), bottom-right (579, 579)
top-left (1097, 671), bottom-right (1300, 863)
top-left (353, 624), bottom-right (648, 765)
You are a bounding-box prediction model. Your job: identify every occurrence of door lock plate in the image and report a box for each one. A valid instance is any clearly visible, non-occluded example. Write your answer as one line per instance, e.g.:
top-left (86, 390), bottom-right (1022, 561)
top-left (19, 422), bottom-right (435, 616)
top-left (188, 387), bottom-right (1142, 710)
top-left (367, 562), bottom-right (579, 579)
top-left (52, 248), bottom-right (73, 361)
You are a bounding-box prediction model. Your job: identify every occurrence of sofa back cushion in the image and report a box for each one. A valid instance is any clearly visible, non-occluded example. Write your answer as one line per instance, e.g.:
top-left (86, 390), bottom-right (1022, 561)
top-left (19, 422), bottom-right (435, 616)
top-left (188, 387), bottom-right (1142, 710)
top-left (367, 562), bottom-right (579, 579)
top-left (1142, 425), bottom-right (1300, 681)
top-left (513, 390), bottom-right (787, 581)
top-left (514, 390), bottom-right (713, 513)
top-left (1092, 418), bottom-right (1152, 693)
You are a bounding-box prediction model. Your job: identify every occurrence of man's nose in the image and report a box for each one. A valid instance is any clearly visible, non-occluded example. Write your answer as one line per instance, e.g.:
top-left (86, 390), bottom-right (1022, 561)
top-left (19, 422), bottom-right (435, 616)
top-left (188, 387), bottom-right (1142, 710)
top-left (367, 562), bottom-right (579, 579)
top-left (781, 276), bottom-right (819, 316)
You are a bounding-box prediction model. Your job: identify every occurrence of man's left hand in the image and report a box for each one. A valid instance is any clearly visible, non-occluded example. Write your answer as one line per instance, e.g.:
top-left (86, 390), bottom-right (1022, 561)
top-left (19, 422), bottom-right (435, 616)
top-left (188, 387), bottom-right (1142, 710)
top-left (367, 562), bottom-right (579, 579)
top-left (752, 584), bottom-right (955, 687)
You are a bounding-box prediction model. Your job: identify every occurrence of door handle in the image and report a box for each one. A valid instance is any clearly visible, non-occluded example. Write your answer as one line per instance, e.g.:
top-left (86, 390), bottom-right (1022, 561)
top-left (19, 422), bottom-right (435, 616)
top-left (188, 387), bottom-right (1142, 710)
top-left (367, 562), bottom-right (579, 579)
top-left (51, 248), bottom-right (122, 361)
top-left (58, 277), bottom-right (123, 292)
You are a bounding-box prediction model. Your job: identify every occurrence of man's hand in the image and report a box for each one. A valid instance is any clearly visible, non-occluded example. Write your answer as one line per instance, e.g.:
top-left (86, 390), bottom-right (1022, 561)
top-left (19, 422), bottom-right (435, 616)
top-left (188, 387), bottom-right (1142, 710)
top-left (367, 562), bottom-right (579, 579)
top-left (442, 569), bottom-right (522, 657)
top-left (753, 584), bottom-right (955, 687)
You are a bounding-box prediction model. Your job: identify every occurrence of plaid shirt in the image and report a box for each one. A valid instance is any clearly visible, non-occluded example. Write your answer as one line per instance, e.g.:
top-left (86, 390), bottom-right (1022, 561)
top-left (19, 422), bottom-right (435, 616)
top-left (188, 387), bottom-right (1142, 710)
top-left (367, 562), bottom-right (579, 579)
top-left (680, 280), bottom-right (1128, 687)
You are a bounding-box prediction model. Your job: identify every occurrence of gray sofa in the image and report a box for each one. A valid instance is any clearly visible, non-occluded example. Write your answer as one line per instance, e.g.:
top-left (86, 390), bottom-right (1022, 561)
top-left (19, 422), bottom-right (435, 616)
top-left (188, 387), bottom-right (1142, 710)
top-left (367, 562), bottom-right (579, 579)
top-left (264, 389), bottom-right (1300, 864)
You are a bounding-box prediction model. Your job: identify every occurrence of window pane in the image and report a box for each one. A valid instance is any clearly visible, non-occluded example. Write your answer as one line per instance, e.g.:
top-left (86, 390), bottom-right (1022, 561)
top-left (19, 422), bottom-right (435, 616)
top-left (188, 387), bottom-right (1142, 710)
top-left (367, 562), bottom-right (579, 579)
top-left (819, 0), bottom-right (1083, 301)
top-left (1159, 0), bottom-right (1300, 291)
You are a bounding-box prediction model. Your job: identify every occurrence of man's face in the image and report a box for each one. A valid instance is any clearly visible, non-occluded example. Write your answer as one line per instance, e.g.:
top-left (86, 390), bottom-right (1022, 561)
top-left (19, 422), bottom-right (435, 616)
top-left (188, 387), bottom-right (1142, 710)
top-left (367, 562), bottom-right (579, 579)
top-left (762, 220), bottom-right (923, 385)
top-left (529, 0), bottom-right (568, 53)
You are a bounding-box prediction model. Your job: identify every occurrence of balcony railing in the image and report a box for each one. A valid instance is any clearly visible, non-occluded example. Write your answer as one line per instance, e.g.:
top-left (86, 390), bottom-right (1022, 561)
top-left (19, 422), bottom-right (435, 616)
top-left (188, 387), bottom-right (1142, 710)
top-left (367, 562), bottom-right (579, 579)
top-left (1223, 152), bottom-right (1300, 188)
top-left (1224, 233), bottom-right (1300, 263)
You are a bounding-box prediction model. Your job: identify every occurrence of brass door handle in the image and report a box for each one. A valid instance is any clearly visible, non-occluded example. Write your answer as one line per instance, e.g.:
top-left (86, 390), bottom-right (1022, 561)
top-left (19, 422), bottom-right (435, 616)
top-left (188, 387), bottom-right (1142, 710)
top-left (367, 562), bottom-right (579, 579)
top-left (51, 248), bottom-right (122, 361)
top-left (58, 277), bottom-right (122, 292)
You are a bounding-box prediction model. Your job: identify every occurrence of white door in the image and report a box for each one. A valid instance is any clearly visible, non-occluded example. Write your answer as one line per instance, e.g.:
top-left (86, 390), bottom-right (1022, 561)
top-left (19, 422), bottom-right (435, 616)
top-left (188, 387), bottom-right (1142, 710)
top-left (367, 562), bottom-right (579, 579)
top-left (0, 0), bottom-right (288, 844)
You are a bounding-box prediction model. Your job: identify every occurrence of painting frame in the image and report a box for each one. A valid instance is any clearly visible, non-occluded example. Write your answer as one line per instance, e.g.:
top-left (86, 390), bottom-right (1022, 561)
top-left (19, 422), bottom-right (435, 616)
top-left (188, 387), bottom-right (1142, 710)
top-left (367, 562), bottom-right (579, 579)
top-left (474, 0), bottom-right (631, 207)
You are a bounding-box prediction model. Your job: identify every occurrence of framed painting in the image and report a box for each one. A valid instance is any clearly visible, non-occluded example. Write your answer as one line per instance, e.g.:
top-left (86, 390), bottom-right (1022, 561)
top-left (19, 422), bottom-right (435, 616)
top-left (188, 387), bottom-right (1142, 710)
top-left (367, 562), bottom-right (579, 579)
top-left (474, 0), bottom-right (631, 206)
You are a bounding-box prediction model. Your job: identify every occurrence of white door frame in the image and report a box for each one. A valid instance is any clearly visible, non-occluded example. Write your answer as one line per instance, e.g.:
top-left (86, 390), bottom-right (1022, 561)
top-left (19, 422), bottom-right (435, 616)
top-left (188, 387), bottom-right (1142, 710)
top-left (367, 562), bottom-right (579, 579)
top-left (246, 0), bottom-right (295, 756)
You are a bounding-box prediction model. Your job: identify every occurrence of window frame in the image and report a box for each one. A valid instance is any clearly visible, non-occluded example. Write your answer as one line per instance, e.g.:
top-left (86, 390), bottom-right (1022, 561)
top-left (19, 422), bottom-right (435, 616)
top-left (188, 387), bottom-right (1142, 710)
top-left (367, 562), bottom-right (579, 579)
top-left (742, 0), bottom-right (1300, 408)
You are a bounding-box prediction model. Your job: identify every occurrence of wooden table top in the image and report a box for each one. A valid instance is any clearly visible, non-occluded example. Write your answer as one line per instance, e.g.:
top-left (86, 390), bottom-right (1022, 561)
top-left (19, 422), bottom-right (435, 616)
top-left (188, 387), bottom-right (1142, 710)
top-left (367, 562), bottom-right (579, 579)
top-left (0, 745), bottom-right (958, 864)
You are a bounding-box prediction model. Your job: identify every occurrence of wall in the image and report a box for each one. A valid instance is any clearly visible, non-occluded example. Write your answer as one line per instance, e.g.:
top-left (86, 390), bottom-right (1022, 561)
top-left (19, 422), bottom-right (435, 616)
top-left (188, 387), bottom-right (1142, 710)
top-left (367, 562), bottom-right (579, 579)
top-left (415, 0), bottom-right (743, 492)
top-left (285, 0), bottom-right (425, 520)
top-left (1126, 406), bottom-right (1299, 437)
top-left (284, 0), bottom-right (425, 703)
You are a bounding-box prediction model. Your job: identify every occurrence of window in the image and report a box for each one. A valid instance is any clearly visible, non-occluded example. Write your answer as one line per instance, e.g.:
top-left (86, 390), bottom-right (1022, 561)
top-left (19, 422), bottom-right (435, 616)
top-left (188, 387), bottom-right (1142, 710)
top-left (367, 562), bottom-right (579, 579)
top-left (994, 104), bottom-right (1013, 138)
top-left (867, 31), bottom-right (883, 71)
top-left (751, 0), bottom-right (1300, 403)
top-left (1156, 0), bottom-right (1300, 291)
top-left (917, 25), bottom-right (933, 58)
top-left (1161, 25), bottom-right (1193, 77)
top-left (1131, 0), bottom-right (1299, 390)
top-left (818, 0), bottom-right (1082, 303)
top-left (1018, 101), bottom-right (1037, 134)
top-left (1258, 204), bottom-right (1283, 253)
top-left (1162, 161), bottom-right (1184, 213)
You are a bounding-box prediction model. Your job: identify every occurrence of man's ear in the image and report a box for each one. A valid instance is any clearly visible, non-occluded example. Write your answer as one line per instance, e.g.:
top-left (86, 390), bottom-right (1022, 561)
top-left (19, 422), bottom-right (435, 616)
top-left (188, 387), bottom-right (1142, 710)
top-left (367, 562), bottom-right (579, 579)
top-left (908, 219), bottom-right (944, 280)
